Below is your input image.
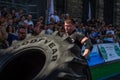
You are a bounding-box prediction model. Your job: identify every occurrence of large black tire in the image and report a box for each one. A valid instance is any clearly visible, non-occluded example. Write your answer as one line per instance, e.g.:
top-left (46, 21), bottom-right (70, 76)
top-left (0, 31), bottom-right (92, 80)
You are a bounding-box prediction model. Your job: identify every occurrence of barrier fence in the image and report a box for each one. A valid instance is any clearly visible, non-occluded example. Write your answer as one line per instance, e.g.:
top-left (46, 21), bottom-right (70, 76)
top-left (87, 42), bottom-right (120, 67)
top-left (87, 43), bottom-right (120, 80)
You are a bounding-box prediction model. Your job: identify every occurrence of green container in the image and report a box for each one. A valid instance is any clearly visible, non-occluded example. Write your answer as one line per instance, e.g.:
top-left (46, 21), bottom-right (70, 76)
top-left (90, 60), bottom-right (120, 80)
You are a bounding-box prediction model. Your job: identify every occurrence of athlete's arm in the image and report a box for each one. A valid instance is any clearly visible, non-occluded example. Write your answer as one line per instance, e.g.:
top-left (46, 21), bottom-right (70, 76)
top-left (81, 37), bottom-right (93, 57)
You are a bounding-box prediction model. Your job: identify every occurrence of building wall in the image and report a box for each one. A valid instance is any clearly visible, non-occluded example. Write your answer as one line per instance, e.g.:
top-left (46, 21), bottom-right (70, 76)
top-left (114, 0), bottom-right (120, 25)
top-left (65, 0), bottom-right (83, 22)
top-left (95, 0), bottom-right (104, 20)
top-left (64, 0), bottom-right (120, 25)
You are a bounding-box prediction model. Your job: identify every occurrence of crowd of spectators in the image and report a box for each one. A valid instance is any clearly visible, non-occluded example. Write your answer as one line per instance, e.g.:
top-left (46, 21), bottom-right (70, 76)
top-left (0, 6), bottom-right (120, 49)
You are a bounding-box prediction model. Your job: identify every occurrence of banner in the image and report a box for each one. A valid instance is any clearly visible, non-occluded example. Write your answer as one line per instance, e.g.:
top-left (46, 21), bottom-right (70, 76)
top-left (49, 0), bottom-right (54, 16)
top-left (98, 43), bottom-right (120, 62)
top-left (87, 0), bottom-right (92, 22)
top-left (87, 45), bottom-right (104, 66)
top-left (47, 0), bottom-right (54, 23)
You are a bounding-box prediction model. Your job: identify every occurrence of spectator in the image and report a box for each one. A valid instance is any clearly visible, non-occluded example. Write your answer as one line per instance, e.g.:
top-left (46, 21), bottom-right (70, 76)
top-left (0, 30), bottom-right (3, 48)
top-left (17, 27), bottom-right (27, 40)
top-left (8, 7), bottom-right (16, 19)
top-left (15, 8), bottom-right (24, 19)
top-left (103, 25), bottom-right (116, 43)
top-left (24, 14), bottom-right (34, 27)
top-left (115, 25), bottom-right (120, 42)
top-left (64, 13), bottom-right (71, 20)
top-left (0, 6), bottom-right (8, 17)
top-left (49, 10), bottom-right (60, 23)
top-left (45, 23), bottom-right (54, 35)
top-left (49, 17), bottom-right (55, 24)
top-left (60, 13), bottom-right (65, 23)
top-left (0, 22), bottom-right (7, 39)
top-left (77, 23), bottom-right (87, 35)
top-left (103, 31), bottom-right (117, 43)
top-left (6, 25), bottom-right (17, 46)
top-left (27, 24), bottom-right (34, 34)
top-left (13, 17), bottom-right (19, 31)
top-left (7, 18), bottom-right (13, 27)
top-left (18, 15), bottom-right (26, 26)
top-left (7, 27), bottom-right (27, 46)
top-left (106, 24), bottom-right (114, 35)
top-left (89, 30), bottom-right (97, 44)
top-left (38, 16), bottom-right (44, 24)
top-left (95, 36), bottom-right (103, 44)
top-left (0, 6), bottom-right (120, 48)
top-left (7, 18), bottom-right (17, 32)
top-left (34, 21), bottom-right (42, 35)
top-left (24, 14), bottom-right (34, 34)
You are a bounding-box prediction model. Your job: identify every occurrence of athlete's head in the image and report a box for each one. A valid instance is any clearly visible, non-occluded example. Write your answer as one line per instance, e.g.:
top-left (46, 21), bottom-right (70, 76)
top-left (64, 19), bottom-right (76, 35)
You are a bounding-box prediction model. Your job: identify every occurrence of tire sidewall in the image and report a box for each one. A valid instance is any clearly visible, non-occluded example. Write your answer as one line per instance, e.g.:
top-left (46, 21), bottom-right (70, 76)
top-left (2, 36), bottom-right (62, 79)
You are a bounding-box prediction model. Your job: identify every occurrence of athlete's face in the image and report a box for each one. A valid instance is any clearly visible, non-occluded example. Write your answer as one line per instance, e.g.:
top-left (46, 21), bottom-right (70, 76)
top-left (64, 22), bottom-right (75, 35)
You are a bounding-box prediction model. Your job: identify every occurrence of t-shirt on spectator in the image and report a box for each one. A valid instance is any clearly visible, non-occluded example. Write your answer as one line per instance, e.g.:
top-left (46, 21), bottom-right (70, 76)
top-left (24, 14), bottom-right (34, 27)
top-left (49, 11), bottom-right (60, 23)
top-left (24, 20), bottom-right (34, 27)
